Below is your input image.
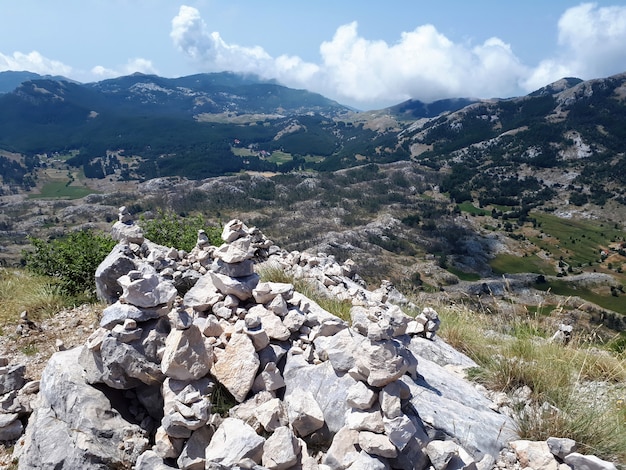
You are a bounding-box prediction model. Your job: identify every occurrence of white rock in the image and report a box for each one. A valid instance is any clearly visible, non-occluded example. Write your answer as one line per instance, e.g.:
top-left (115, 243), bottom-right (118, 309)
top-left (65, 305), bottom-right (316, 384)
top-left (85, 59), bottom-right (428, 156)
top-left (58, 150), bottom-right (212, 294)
top-left (209, 272), bottom-right (259, 301)
top-left (204, 418), bottom-right (264, 466)
top-left (161, 325), bottom-right (213, 381)
top-left (177, 425), bottom-right (213, 470)
top-left (346, 450), bottom-right (389, 470)
top-left (287, 389), bottom-right (325, 437)
top-left (254, 398), bottom-right (287, 432)
top-left (345, 406), bottom-right (385, 433)
top-left (252, 362), bottom-right (285, 394)
top-left (510, 440), bottom-right (559, 470)
top-left (249, 305), bottom-right (291, 341)
top-left (564, 452), bottom-right (618, 470)
top-left (358, 431), bottom-right (397, 458)
top-left (346, 381), bottom-right (378, 410)
top-left (211, 333), bottom-right (259, 402)
top-left (383, 415), bottom-right (417, 451)
top-left (262, 426), bottom-right (300, 470)
top-left (356, 339), bottom-right (408, 387)
top-left (323, 427), bottom-right (361, 469)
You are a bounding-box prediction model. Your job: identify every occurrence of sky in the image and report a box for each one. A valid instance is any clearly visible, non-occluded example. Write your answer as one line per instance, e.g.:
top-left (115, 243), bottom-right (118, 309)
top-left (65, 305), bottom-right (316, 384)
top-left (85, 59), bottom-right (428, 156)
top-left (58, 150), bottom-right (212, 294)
top-left (2, 1), bottom-right (626, 110)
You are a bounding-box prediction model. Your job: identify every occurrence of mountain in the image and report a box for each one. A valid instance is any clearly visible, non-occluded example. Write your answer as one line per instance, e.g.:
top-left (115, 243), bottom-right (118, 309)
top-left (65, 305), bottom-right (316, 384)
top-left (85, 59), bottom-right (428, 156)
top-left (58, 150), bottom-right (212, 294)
top-left (0, 71), bottom-right (357, 180)
top-left (1, 70), bottom-right (626, 197)
top-left (0, 70), bottom-right (74, 93)
top-left (393, 72), bottom-right (626, 208)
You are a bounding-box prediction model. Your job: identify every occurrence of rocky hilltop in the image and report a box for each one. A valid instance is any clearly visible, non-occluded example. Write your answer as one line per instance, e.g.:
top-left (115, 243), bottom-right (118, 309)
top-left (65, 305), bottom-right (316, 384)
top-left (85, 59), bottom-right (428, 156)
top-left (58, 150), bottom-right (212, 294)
top-left (0, 209), bottom-right (616, 469)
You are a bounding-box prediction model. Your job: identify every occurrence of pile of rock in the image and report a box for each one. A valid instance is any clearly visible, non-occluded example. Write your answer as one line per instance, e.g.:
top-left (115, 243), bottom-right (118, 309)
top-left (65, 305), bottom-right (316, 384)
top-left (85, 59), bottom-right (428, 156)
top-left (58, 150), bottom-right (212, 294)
top-left (498, 438), bottom-right (617, 470)
top-left (9, 212), bottom-right (620, 469)
top-left (0, 358), bottom-right (38, 442)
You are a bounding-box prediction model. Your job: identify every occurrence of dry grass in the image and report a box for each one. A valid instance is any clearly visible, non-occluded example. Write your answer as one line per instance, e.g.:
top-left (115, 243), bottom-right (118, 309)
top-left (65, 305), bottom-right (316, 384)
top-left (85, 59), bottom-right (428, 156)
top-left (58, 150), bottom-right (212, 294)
top-left (0, 268), bottom-right (69, 325)
top-left (256, 263), bottom-right (352, 322)
top-left (436, 300), bottom-right (626, 463)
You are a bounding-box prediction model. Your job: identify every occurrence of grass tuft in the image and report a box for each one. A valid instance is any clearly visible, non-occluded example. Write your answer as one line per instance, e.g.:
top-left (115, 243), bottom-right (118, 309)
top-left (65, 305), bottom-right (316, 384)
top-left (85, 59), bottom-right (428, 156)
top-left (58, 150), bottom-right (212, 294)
top-left (436, 299), bottom-right (626, 463)
top-left (256, 263), bottom-right (352, 322)
top-left (0, 268), bottom-right (69, 323)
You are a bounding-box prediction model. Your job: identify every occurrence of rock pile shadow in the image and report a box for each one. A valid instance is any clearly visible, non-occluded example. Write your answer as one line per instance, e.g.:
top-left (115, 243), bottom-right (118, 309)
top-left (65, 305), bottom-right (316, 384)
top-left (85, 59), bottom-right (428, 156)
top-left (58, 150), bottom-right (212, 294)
top-left (15, 209), bottom-right (521, 469)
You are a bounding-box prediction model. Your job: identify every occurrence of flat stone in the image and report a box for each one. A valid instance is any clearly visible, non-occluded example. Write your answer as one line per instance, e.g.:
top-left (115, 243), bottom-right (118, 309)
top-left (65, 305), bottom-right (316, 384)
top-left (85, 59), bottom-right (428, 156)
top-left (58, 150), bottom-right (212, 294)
top-left (100, 302), bottom-right (169, 329)
top-left (510, 440), bottom-right (558, 470)
top-left (345, 405), bottom-right (385, 433)
top-left (253, 282), bottom-right (294, 304)
top-left (262, 426), bottom-right (300, 470)
top-left (209, 272), bottom-right (259, 301)
top-left (204, 418), bottom-right (265, 467)
top-left (161, 325), bottom-right (213, 381)
top-left (0, 364), bottom-right (25, 394)
top-left (211, 333), bottom-right (259, 402)
top-left (286, 388), bottom-right (325, 437)
top-left (183, 273), bottom-right (223, 312)
top-left (564, 452), bottom-right (618, 470)
top-left (358, 431), bottom-right (397, 458)
top-left (546, 437), bottom-right (577, 460)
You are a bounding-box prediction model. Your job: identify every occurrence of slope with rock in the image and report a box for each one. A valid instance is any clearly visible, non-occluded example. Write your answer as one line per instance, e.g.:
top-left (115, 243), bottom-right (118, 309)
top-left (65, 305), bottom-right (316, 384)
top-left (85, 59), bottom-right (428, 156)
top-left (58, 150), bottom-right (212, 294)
top-left (0, 210), bottom-right (616, 469)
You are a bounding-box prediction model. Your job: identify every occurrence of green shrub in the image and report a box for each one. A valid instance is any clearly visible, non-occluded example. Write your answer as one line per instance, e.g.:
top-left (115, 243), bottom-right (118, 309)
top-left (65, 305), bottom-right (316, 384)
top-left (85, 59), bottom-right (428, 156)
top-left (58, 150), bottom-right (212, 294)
top-left (22, 230), bottom-right (116, 300)
top-left (139, 210), bottom-right (222, 252)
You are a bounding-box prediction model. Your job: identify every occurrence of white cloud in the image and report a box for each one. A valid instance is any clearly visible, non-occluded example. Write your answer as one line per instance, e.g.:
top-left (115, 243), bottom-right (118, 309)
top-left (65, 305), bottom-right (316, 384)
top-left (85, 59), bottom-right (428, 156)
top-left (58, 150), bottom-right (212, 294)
top-left (91, 58), bottom-right (158, 79)
top-left (171, 5), bottom-right (318, 84)
top-left (523, 2), bottom-right (626, 91)
top-left (0, 50), bottom-right (73, 76)
top-left (171, 5), bottom-right (528, 107)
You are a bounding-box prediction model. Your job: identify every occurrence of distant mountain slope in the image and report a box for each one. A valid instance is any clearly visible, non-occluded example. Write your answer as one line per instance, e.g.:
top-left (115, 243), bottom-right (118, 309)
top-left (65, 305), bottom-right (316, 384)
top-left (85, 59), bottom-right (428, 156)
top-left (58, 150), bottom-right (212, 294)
top-left (0, 71), bottom-right (74, 93)
top-left (1, 70), bottom-right (626, 198)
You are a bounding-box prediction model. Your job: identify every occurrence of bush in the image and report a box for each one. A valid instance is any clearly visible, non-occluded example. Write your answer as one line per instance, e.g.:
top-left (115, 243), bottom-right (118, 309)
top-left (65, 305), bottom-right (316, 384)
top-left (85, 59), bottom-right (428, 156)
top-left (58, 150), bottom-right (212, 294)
top-left (139, 210), bottom-right (222, 252)
top-left (22, 230), bottom-right (116, 300)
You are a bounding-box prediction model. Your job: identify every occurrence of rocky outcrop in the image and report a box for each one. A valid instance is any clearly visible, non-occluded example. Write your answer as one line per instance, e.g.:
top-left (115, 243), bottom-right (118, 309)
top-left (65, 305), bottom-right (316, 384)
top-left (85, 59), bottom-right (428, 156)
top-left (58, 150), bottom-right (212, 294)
top-left (10, 212), bottom-right (619, 469)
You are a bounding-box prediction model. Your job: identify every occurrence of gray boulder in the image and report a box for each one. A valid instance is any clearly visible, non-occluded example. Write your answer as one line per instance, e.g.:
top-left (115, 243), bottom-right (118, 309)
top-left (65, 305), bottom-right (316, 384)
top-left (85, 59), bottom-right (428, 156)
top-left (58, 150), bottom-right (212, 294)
top-left (18, 347), bottom-right (149, 469)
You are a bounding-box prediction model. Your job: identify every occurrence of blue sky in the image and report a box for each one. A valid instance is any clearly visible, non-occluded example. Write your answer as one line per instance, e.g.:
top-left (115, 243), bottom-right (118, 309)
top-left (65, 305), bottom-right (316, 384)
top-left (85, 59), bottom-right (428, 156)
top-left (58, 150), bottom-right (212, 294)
top-left (2, 1), bottom-right (626, 109)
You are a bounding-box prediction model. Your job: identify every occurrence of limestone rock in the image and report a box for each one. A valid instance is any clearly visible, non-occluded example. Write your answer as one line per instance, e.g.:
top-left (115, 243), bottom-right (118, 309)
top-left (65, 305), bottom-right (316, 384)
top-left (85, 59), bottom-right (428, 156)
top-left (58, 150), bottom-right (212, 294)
top-left (135, 450), bottom-right (176, 470)
top-left (161, 325), bottom-right (213, 381)
top-left (510, 440), bottom-right (559, 470)
top-left (355, 338), bottom-right (408, 387)
top-left (204, 418), bottom-right (265, 467)
top-left (358, 431), bottom-right (397, 458)
top-left (0, 364), bottom-right (25, 394)
top-left (346, 381), bottom-right (377, 410)
top-left (211, 333), bottom-right (259, 402)
top-left (254, 398), bottom-right (287, 432)
top-left (0, 414), bottom-right (23, 441)
top-left (100, 301), bottom-right (169, 329)
top-left (183, 273), bottom-right (223, 312)
top-left (118, 266), bottom-right (177, 309)
top-left (546, 436), bottom-right (577, 460)
top-left (18, 347), bottom-right (149, 469)
top-left (95, 243), bottom-right (137, 303)
top-left (286, 388), bottom-right (325, 437)
top-left (323, 427), bottom-right (361, 469)
top-left (564, 452), bottom-right (618, 470)
top-left (177, 425), bottom-right (213, 470)
top-left (346, 451), bottom-right (389, 470)
top-left (209, 272), bottom-right (259, 301)
top-left (262, 426), bottom-right (300, 470)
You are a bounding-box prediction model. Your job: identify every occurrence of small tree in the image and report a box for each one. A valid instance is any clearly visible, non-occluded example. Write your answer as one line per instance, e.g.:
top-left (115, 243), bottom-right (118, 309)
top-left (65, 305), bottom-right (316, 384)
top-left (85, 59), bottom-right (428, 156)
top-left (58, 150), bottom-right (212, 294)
top-left (22, 230), bottom-right (116, 300)
top-left (139, 210), bottom-right (222, 252)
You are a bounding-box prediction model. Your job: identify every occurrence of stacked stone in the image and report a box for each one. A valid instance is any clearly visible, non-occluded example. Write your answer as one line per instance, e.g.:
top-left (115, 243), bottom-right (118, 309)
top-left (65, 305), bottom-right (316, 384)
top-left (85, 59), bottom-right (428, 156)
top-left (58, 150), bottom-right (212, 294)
top-left (16, 217), bottom-right (618, 470)
top-left (0, 358), bottom-right (37, 441)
